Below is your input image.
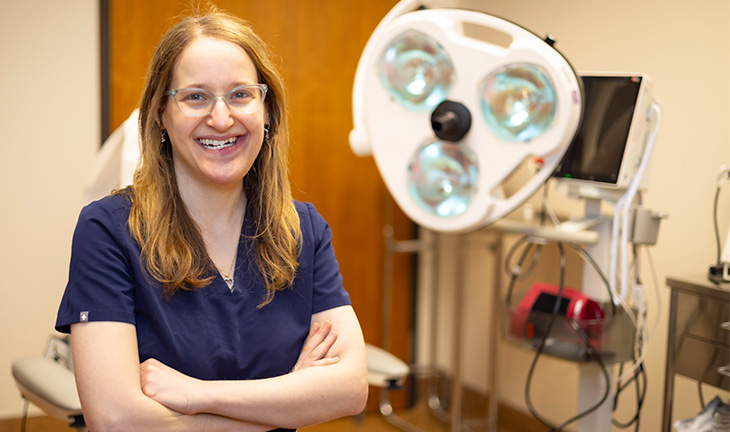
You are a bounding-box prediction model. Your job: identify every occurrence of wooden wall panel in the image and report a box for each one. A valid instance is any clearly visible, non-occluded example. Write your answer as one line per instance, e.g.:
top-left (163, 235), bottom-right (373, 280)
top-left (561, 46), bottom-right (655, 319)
top-left (108, 0), bottom-right (415, 410)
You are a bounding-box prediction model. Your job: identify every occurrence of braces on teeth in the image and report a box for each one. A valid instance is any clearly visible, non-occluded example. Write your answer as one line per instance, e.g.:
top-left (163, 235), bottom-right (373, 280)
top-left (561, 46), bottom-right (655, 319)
top-left (199, 137), bottom-right (237, 149)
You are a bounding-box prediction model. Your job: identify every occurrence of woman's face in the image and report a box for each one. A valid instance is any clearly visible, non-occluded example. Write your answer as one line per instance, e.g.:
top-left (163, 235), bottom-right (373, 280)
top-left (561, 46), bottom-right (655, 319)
top-left (161, 36), bottom-right (267, 192)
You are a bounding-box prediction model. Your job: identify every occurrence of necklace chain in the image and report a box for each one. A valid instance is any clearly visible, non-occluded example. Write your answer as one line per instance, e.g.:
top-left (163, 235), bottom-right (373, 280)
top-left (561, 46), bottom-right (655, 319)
top-left (216, 199), bottom-right (246, 294)
top-left (219, 253), bottom-right (236, 293)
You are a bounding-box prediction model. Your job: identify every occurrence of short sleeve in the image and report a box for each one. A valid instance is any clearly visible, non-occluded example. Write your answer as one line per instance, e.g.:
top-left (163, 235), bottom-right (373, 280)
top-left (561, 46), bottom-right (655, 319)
top-left (55, 196), bottom-right (138, 333)
top-left (299, 202), bottom-right (350, 314)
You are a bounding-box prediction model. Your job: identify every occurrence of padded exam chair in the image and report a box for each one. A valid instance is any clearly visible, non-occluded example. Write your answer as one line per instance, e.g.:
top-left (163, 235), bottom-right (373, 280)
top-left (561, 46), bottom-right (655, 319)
top-left (11, 335), bottom-right (87, 431)
top-left (366, 344), bottom-right (429, 431)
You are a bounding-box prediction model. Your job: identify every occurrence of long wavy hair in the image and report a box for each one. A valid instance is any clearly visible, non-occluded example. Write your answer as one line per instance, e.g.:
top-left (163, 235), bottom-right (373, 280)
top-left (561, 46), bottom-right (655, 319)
top-left (119, 6), bottom-right (300, 306)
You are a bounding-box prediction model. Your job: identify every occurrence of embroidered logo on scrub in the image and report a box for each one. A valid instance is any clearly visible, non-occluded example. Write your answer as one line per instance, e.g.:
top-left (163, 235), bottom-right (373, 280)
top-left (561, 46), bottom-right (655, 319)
top-left (80, 311), bottom-right (89, 322)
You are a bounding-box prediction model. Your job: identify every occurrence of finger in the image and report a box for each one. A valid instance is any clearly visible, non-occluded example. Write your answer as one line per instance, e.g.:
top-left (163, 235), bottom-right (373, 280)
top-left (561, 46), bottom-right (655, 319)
top-left (297, 324), bottom-right (320, 362)
top-left (140, 358), bottom-right (157, 370)
top-left (308, 321), bottom-right (320, 338)
top-left (306, 330), bottom-right (337, 362)
top-left (310, 356), bottom-right (340, 367)
top-left (300, 321), bottom-right (332, 357)
top-left (293, 322), bottom-right (337, 371)
top-left (293, 322), bottom-right (323, 371)
top-left (312, 320), bottom-right (332, 344)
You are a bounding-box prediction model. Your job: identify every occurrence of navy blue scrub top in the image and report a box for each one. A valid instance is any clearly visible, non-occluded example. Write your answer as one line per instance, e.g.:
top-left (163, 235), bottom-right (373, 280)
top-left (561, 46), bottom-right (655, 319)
top-left (56, 194), bottom-right (350, 430)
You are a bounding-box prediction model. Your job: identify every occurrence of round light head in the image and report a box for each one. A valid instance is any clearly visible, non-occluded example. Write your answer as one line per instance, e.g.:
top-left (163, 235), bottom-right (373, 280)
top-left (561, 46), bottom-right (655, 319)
top-left (481, 64), bottom-right (557, 142)
top-left (408, 140), bottom-right (478, 217)
top-left (378, 30), bottom-right (454, 111)
top-left (350, 7), bottom-right (583, 233)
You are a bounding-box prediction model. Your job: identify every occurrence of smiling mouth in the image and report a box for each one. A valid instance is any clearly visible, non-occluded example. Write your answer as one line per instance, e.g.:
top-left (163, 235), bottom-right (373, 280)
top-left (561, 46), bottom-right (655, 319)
top-left (198, 137), bottom-right (238, 150)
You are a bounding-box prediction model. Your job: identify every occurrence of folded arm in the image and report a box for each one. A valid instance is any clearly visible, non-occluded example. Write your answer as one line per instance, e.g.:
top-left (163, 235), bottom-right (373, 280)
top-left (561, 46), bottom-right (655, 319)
top-left (140, 305), bottom-right (368, 429)
top-left (70, 321), bottom-right (273, 432)
top-left (72, 305), bottom-right (368, 431)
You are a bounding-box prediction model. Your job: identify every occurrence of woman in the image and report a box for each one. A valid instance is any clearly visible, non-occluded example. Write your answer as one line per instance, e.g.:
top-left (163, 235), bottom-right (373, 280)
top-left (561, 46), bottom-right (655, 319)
top-left (55, 7), bottom-right (368, 431)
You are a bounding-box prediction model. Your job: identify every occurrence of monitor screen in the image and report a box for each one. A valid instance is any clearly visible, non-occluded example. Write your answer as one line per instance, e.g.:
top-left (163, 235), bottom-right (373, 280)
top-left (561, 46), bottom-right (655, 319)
top-left (554, 75), bottom-right (643, 185)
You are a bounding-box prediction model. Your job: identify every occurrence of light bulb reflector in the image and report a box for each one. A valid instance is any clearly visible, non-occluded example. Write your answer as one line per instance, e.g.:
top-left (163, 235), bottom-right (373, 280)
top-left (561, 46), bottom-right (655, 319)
top-left (379, 30), bottom-right (454, 111)
top-left (408, 140), bottom-right (478, 217)
top-left (481, 64), bottom-right (557, 141)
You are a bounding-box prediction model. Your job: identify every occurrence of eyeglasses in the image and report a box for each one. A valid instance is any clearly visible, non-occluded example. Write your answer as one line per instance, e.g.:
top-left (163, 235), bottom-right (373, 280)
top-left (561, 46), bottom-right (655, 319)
top-left (167, 84), bottom-right (268, 117)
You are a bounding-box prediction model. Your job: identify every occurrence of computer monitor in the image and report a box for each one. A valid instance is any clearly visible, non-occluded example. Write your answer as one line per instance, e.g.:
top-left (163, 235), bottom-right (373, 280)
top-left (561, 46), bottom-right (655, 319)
top-left (553, 73), bottom-right (658, 201)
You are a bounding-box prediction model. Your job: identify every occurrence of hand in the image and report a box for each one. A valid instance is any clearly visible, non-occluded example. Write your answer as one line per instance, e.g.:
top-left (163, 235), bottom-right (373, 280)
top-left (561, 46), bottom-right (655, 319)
top-left (140, 358), bottom-right (199, 414)
top-left (291, 320), bottom-right (339, 372)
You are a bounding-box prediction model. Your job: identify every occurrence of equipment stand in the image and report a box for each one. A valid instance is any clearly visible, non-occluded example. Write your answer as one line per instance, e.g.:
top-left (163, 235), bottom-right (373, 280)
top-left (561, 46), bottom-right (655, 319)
top-left (577, 215), bottom-right (616, 432)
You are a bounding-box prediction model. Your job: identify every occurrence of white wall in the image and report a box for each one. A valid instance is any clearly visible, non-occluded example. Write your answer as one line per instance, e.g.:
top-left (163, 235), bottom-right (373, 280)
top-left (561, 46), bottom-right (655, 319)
top-left (0, 0), bottom-right (99, 419)
top-left (416, 1), bottom-right (730, 431)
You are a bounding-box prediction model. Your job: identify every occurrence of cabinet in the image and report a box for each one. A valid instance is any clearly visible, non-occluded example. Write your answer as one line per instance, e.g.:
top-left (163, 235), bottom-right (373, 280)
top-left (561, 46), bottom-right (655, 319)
top-left (663, 274), bottom-right (730, 431)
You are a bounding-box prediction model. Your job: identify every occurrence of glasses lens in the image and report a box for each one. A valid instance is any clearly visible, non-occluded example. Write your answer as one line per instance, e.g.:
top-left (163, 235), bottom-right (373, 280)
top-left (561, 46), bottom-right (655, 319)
top-left (480, 64), bottom-right (557, 142)
top-left (173, 89), bottom-right (213, 117)
top-left (408, 140), bottom-right (478, 217)
top-left (226, 85), bottom-right (266, 114)
top-left (379, 30), bottom-right (454, 112)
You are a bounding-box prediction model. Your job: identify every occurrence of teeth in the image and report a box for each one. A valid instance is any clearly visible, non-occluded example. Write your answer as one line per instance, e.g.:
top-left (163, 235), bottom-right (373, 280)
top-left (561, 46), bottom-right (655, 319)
top-left (199, 137), bottom-right (237, 149)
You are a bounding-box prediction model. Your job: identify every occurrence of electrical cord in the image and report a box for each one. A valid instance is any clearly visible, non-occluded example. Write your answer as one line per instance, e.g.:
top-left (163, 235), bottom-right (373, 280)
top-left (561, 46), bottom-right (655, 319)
top-left (709, 167), bottom-right (730, 283)
top-left (627, 249), bottom-right (641, 285)
top-left (503, 235), bottom-right (543, 280)
top-left (524, 241), bottom-right (567, 429)
top-left (553, 320), bottom-right (612, 431)
top-left (612, 355), bottom-right (647, 431)
top-left (698, 347), bottom-right (721, 409)
top-left (610, 242), bottom-right (658, 387)
top-left (505, 184), bottom-right (558, 305)
top-left (541, 185), bottom-right (562, 227)
top-left (612, 237), bottom-right (665, 429)
top-left (698, 379), bottom-right (706, 411)
top-left (504, 235), bottom-right (543, 305)
top-left (613, 258), bottom-right (648, 432)
top-left (708, 167), bottom-right (730, 283)
top-left (522, 242), bottom-right (612, 431)
top-left (713, 185), bottom-right (725, 268)
top-left (569, 242), bottom-right (617, 316)
top-left (643, 247), bottom-right (662, 341)
top-left (714, 167), bottom-right (730, 264)
top-left (575, 241), bottom-right (645, 400)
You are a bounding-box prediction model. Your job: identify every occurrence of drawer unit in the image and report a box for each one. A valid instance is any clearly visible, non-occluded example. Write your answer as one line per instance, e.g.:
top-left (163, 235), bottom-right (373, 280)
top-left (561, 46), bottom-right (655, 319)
top-left (673, 332), bottom-right (730, 389)
top-left (676, 290), bottom-right (730, 346)
top-left (663, 275), bottom-right (730, 432)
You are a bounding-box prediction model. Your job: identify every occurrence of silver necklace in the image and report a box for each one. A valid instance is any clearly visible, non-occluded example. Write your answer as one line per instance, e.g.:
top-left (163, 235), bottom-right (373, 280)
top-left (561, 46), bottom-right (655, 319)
top-left (220, 255), bottom-right (236, 293)
top-left (216, 198), bottom-right (245, 293)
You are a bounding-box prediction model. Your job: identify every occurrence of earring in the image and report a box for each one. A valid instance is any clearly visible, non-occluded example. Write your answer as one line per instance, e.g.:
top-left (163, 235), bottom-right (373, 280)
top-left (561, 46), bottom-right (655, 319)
top-left (161, 130), bottom-right (167, 143)
top-left (264, 124), bottom-right (270, 141)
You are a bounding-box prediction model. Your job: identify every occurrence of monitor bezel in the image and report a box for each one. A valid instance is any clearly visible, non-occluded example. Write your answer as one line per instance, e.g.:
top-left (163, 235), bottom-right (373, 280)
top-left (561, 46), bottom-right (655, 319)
top-left (552, 72), bottom-right (654, 196)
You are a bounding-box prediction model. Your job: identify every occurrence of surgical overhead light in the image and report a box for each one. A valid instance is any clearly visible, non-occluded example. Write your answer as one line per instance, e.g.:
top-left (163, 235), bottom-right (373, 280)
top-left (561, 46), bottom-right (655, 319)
top-left (350, 1), bottom-right (583, 233)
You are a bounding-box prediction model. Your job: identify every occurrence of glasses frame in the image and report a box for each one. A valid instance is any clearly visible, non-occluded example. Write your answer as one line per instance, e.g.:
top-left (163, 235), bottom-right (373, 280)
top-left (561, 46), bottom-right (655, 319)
top-left (167, 84), bottom-right (268, 117)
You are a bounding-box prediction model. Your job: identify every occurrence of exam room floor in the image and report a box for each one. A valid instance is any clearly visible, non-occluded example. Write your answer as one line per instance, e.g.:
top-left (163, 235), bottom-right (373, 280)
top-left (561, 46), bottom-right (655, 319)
top-left (0, 392), bottom-right (547, 432)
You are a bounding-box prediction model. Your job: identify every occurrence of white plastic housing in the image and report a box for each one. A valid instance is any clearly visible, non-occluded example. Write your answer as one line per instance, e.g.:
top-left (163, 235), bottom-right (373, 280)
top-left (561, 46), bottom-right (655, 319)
top-left (350, 7), bottom-right (582, 233)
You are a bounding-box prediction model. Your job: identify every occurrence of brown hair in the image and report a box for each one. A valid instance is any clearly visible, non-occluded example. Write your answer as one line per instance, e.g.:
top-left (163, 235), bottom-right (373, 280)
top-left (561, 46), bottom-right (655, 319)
top-left (119, 6), bottom-right (300, 306)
